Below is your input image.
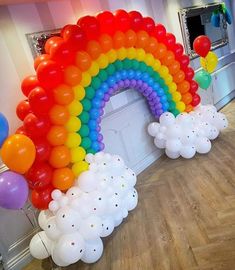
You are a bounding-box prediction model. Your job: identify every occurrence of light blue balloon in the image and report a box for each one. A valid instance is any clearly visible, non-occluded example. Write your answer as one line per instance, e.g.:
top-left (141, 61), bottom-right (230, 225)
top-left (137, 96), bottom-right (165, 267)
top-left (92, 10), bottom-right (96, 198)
top-left (0, 112), bottom-right (9, 147)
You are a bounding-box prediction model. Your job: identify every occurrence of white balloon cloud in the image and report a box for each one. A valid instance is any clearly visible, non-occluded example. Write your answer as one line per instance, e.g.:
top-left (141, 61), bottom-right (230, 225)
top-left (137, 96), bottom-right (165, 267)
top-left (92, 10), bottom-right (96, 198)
top-left (148, 104), bottom-right (228, 159)
top-left (30, 152), bottom-right (138, 267)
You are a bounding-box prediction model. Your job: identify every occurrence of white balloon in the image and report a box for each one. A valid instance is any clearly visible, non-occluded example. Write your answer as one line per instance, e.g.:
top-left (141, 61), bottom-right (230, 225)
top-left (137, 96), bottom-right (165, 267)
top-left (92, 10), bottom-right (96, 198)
top-left (154, 137), bottom-right (166, 149)
top-left (94, 152), bottom-right (105, 163)
top-left (165, 149), bottom-right (180, 159)
top-left (45, 217), bottom-right (61, 240)
top-left (81, 238), bottom-right (103, 264)
top-left (29, 232), bottom-right (52, 260)
top-left (123, 188), bottom-right (138, 211)
top-left (122, 169), bottom-right (137, 187)
top-left (103, 153), bottom-right (112, 162)
top-left (113, 177), bottom-right (130, 197)
top-left (159, 112), bottom-right (175, 126)
top-left (38, 210), bottom-right (53, 230)
top-left (166, 139), bottom-right (182, 152)
top-left (77, 171), bottom-right (98, 192)
top-left (180, 129), bottom-right (196, 145)
top-left (51, 190), bottom-right (62, 201)
top-left (195, 137), bottom-right (212, 154)
top-left (180, 145), bottom-right (196, 159)
top-left (53, 232), bottom-right (85, 265)
top-left (176, 113), bottom-right (192, 127)
top-left (155, 132), bottom-right (165, 140)
top-left (207, 126), bottom-right (219, 140)
top-left (108, 193), bottom-right (122, 214)
top-left (100, 217), bottom-right (115, 237)
top-left (85, 153), bottom-right (94, 163)
top-left (79, 215), bottom-right (103, 240)
top-left (122, 208), bottom-right (128, 218)
top-left (56, 207), bottom-right (81, 233)
top-left (214, 113), bottom-right (228, 130)
top-left (58, 196), bottom-right (69, 208)
top-left (48, 200), bottom-right (59, 213)
top-left (70, 197), bottom-right (92, 219)
top-left (166, 124), bottom-right (182, 139)
top-left (147, 122), bottom-right (160, 137)
top-left (113, 211), bottom-right (124, 227)
top-left (66, 187), bottom-right (83, 199)
top-left (51, 249), bottom-right (69, 267)
top-left (88, 191), bottom-right (107, 216)
top-left (89, 163), bottom-right (99, 172)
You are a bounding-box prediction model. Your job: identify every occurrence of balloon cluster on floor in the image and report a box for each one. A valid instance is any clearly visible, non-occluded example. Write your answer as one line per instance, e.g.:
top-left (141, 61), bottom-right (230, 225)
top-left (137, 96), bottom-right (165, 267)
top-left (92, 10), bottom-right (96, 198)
top-left (148, 104), bottom-right (228, 159)
top-left (30, 152), bottom-right (138, 266)
top-left (0, 9), bottom-right (200, 210)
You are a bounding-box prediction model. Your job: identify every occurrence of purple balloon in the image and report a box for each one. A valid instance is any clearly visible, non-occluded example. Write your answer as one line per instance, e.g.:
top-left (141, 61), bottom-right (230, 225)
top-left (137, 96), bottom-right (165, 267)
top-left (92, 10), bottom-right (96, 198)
top-left (142, 83), bottom-right (148, 90)
top-left (118, 81), bottom-right (124, 88)
top-left (130, 79), bottom-right (137, 88)
top-left (0, 171), bottom-right (29, 210)
top-left (96, 125), bottom-right (101, 132)
top-left (108, 88), bottom-right (114, 95)
top-left (103, 94), bottom-right (110, 102)
top-left (124, 79), bottom-right (130, 87)
top-left (113, 84), bottom-right (119, 91)
top-left (98, 133), bottom-right (103, 142)
top-left (99, 142), bottom-right (105, 151)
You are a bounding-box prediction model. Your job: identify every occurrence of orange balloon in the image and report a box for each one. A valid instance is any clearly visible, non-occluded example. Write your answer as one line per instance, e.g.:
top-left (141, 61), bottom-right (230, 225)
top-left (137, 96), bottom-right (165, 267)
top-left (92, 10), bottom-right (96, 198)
top-left (99, 34), bottom-right (113, 52)
top-left (177, 80), bottom-right (190, 94)
top-left (75, 51), bottom-right (92, 71)
top-left (185, 104), bottom-right (194, 112)
top-left (153, 43), bottom-right (167, 59)
top-left (125, 29), bottom-right (137, 47)
top-left (173, 70), bottom-right (185, 83)
top-left (53, 84), bottom-right (74, 105)
top-left (113, 31), bottom-right (125, 49)
top-left (168, 60), bottom-right (180, 75)
top-left (34, 54), bottom-right (50, 71)
top-left (1, 134), bottom-right (36, 174)
top-left (49, 145), bottom-right (70, 168)
top-left (181, 92), bottom-right (192, 104)
top-left (136, 30), bottom-right (149, 48)
top-left (49, 105), bottom-right (69, 125)
top-left (64, 65), bottom-right (82, 86)
top-left (145, 37), bottom-right (158, 53)
top-left (52, 167), bottom-right (75, 191)
top-left (86, 40), bottom-right (102, 60)
top-left (47, 126), bottom-right (67, 146)
top-left (161, 51), bottom-right (175, 66)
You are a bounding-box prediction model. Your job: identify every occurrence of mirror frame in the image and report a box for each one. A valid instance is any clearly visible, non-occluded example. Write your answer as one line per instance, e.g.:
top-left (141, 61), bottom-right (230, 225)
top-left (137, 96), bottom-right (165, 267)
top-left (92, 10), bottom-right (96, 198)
top-left (178, 2), bottom-right (229, 59)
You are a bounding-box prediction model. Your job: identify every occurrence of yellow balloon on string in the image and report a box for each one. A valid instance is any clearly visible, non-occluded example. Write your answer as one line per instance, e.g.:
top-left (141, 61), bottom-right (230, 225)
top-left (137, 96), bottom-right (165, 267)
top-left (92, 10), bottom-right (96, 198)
top-left (200, 51), bottom-right (218, 73)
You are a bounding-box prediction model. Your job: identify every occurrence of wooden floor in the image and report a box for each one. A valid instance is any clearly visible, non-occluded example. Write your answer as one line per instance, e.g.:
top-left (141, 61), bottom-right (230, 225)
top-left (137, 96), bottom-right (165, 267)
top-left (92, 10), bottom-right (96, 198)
top-left (24, 101), bottom-right (235, 270)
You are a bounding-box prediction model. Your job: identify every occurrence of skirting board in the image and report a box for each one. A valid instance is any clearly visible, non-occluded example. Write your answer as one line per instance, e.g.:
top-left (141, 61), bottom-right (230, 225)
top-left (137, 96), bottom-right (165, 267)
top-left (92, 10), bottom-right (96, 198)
top-left (3, 91), bottom-right (235, 270)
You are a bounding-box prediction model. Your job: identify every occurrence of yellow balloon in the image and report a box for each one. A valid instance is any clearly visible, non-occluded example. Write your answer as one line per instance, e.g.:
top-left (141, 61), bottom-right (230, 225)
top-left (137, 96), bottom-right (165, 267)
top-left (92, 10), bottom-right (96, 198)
top-left (200, 51), bottom-right (218, 73)
top-left (71, 147), bottom-right (86, 163)
top-left (73, 85), bottom-right (85, 101)
top-left (88, 62), bottom-right (99, 76)
top-left (65, 133), bottom-right (81, 148)
top-left (159, 65), bottom-right (169, 78)
top-left (164, 74), bottom-right (173, 84)
top-left (127, 47), bottom-right (136, 59)
top-left (72, 161), bottom-right (89, 176)
top-left (97, 54), bottom-right (109, 69)
top-left (67, 100), bottom-right (83, 116)
top-left (117, 47), bottom-right (127, 60)
top-left (153, 60), bottom-right (161, 71)
top-left (172, 92), bottom-right (182, 102)
top-left (144, 54), bottom-right (155, 66)
top-left (80, 72), bottom-right (91, 87)
top-left (176, 101), bottom-right (186, 112)
top-left (168, 82), bottom-right (177, 93)
top-left (136, 48), bottom-right (145, 61)
top-left (107, 49), bottom-right (117, 63)
top-left (65, 116), bottom-right (81, 132)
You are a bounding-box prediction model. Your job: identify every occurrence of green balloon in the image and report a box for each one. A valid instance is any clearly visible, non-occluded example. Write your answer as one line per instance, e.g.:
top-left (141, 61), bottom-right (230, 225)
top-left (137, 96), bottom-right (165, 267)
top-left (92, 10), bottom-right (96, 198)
top-left (195, 69), bottom-right (212, 89)
top-left (163, 85), bottom-right (169, 92)
top-left (123, 59), bottom-right (132, 69)
top-left (99, 70), bottom-right (108, 81)
top-left (79, 125), bottom-right (90, 137)
top-left (81, 99), bottom-right (91, 111)
top-left (79, 112), bottom-right (90, 124)
top-left (86, 148), bottom-right (96, 154)
top-left (153, 73), bottom-right (160, 81)
top-left (91, 77), bottom-right (101, 89)
top-left (106, 64), bottom-right (116, 75)
top-left (140, 62), bottom-right (147, 72)
top-left (114, 60), bottom-right (123, 70)
top-left (85, 87), bottom-right (95, 99)
top-left (172, 109), bottom-right (180, 116)
top-left (81, 137), bottom-right (92, 149)
top-left (132, 60), bottom-right (140, 70)
top-left (169, 101), bottom-right (176, 110)
top-left (146, 66), bottom-right (154, 76)
top-left (158, 78), bottom-right (165, 87)
top-left (166, 92), bottom-right (172, 101)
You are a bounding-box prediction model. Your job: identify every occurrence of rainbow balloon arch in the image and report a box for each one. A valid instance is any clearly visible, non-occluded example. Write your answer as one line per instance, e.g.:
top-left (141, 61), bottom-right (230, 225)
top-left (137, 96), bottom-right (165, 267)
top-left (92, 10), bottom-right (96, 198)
top-left (0, 9), bottom-right (228, 267)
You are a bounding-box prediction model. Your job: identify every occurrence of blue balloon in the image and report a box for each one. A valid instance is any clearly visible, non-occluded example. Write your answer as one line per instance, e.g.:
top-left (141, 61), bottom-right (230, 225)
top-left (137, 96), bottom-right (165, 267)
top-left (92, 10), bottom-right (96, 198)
top-left (128, 69), bottom-right (135, 79)
top-left (96, 90), bottom-right (104, 99)
top-left (120, 70), bottom-right (128, 79)
top-left (88, 119), bottom-right (97, 130)
top-left (90, 109), bottom-right (100, 119)
top-left (92, 98), bottom-right (101, 108)
top-left (115, 72), bottom-right (121, 81)
top-left (162, 101), bottom-right (169, 111)
top-left (153, 83), bottom-right (160, 91)
top-left (135, 71), bottom-right (142, 80)
top-left (157, 88), bottom-right (165, 97)
top-left (142, 72), bottom-right (149, 82)
top-left (101, 83), bottom-right (109, 92)
top-left (91, 141), bottom-right (100, 152)
top-left (160, 95), bottom-right (168, 103)
top-left (148, 77), bottom-right (154, 87)
top-left (107, 76), bottom-right (116, 87)
top-left (0, 113), bottom-right (9, 147)
top-left (89, 131), bottom-right (98, 141)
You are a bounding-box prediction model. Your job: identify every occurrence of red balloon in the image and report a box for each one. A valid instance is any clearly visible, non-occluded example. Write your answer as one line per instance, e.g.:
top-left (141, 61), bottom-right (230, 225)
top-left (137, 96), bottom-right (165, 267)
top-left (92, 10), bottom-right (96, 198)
top-left (21, 75), bottom-right (40, 97)
top-left (193, 35), bottom-right (211, 57)
top-left (28, 87), bottom-right (53, 115)
top-left (114, 9), bottom-right (130, 32)
top-left (44, 36), bottom-right (63, 54)
top-left (31, 185), bottom-right (53, 210)
top-left (97, 11), bottom-right (115, 35)
top-left (164, 33), bottom-right (176, 48)
top-left (34, 54), bottom-right (50, 71)
top-left (24, 113), bottom-right (51, 138)
top-left (143, 17), bottom-right (155, 33)
top-left (179, 54), bottom-right (190, 69)
top-left (184, 67), bottom-right (194, 81)
top-left (33, 138), bottom-right (51, 162)
top-left (62, 24), bottom-right (87, 50)
top-left (26, 162), bottom-right (53, 191)
top-left (77, 16), bottom-right (100, 40)
top-left (173, 43), bottom-right (184, 58)
top-left (15, 126), bottom-right (29, 136)
top-left (190, 80), bottom-right (199, 93)
top-left (50, 40), bottom-right (75, 66)
top-left (37, 60), bottom-right (63, 90)
top-left (129, 11), bottom-right (143, 31)
top-left (191, 93), bottom-right (201, 106)
top-left (151, 24), bottom-right (166, 42)
top-left (16, 100), bottom-right (31, 121)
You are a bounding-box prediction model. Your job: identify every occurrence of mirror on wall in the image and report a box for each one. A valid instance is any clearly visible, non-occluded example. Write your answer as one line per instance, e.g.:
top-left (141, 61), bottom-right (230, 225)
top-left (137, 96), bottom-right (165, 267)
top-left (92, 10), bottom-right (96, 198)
top-left (178, 2), bottom-right (229, 59)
